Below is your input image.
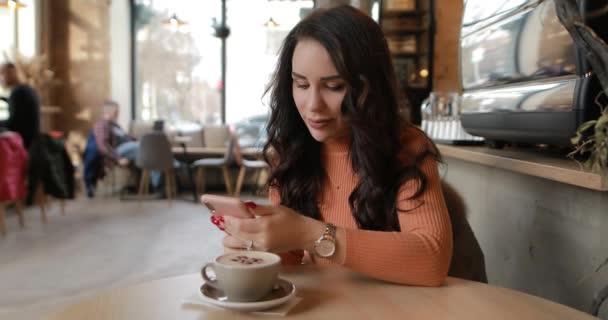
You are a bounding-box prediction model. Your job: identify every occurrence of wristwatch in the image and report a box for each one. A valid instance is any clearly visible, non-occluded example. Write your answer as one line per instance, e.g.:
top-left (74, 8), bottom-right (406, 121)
top-left (314, 223), bottom-right (337, 258)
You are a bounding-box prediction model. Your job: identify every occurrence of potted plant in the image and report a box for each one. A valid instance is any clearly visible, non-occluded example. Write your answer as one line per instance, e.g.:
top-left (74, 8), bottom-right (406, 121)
top-left (556, 0), bottom-right (608, 173)
top-left (568, 94), bottom-right (608, 172)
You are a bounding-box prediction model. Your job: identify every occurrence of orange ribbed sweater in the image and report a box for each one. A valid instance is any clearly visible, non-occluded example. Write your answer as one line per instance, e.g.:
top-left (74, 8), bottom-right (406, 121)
top-left (271, 129), bottom-right (453, 286)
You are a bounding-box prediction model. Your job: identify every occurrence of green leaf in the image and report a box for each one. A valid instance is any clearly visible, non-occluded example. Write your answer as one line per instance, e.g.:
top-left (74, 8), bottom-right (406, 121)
top-left (584, 157), bottom-right (594, 170)
top-left (577, 120), bottom-right (597, 133)
top-left (600, 147), bottom-right (608, 166)
top-left (571, 134), bottom-right (582, 145)
top-left (596, 127), bottom-right (606, 141)
top-left (596, 114), bottom-right (608, 128)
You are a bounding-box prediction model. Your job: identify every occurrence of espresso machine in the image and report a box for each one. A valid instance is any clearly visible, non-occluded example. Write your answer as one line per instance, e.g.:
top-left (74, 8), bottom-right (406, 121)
top-left (458, 0), bottom-right (607, 147)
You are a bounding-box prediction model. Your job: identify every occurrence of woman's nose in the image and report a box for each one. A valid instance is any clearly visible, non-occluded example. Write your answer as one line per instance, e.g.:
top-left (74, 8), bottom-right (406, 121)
top-left (306, 88), bottom-right (325, 112)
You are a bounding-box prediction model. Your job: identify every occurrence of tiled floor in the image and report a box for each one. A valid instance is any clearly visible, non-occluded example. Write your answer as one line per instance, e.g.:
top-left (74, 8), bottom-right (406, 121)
top-left (0, 194), bottom-right (264, 319)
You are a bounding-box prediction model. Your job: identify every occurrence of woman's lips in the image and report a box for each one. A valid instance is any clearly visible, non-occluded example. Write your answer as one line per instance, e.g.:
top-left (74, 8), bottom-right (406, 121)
top-left (307, 118), bottom-right (331, 129)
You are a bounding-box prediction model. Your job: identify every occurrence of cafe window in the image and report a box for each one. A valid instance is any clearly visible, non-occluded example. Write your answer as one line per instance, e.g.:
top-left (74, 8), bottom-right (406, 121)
top-left (133, 0), bottom-right (221, 128)
top-left (225, 0), bottom-right (313, 125)
top-left (133, 0), bottom-right (312, 130)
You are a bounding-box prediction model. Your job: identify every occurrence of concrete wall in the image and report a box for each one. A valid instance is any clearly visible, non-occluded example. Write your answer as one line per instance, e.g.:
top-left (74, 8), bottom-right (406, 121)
top-left (443, 157), bottom-right (608, 314)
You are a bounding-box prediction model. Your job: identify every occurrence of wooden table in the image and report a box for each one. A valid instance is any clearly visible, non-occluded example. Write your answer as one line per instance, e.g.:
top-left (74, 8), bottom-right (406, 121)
top-left (171, 146), bottom-right (262, 157)
top-left (46, 266), bottom-right (595, 319)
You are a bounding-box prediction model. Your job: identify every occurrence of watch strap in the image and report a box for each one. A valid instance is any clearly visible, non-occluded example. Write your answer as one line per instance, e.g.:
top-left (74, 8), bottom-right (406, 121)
top-left (324, 223), bottom-right (337, 239)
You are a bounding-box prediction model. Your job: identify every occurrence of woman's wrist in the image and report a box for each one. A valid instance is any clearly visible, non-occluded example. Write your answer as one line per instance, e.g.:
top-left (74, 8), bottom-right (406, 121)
top-left (300, 216), bottom-right (326, 251)
top-left (301, 217), bottom-right (346, 263)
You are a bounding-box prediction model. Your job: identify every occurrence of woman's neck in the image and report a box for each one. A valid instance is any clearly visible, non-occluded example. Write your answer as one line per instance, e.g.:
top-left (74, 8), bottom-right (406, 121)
top-left (321, 135), bottom-right (351, 155)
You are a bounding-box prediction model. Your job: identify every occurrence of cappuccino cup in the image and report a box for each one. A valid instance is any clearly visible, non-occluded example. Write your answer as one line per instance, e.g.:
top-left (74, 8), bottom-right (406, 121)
top-left (201, 251), bottom-right (281, 302)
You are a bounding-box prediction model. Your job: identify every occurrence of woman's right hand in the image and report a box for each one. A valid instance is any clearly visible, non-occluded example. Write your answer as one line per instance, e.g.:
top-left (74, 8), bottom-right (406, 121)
top-left (222, 234), bottom-right (250, 253)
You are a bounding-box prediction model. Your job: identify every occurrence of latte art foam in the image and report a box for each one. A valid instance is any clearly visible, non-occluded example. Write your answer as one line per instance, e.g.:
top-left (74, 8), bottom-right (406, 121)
top-left (231, 255), bottom-right (264, 265)
top-left (218, 252), bottom-right (276, 267)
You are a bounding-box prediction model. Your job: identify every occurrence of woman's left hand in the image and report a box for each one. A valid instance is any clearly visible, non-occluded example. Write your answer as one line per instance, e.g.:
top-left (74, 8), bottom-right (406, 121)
top-left (222, 204), bottom-right (324, 253)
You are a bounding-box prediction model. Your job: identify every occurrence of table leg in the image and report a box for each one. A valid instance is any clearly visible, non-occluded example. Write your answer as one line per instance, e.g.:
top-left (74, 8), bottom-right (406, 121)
top-left (165, 170), bottom-right (173, 207)
top-left (15, 200), bottom-right (25, 227)
top-left (0, 203), bottom-right (6, 236)
top-left (36, 183), bottom-right (48, 224)
top-left (187, 164), bottom-right (197, 202)
top-left (179, 143), bottom-right (198, 203)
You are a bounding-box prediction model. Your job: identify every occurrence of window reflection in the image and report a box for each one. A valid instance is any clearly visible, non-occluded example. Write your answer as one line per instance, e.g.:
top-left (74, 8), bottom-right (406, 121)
top-left (461, 0), bottom-right (577, 90)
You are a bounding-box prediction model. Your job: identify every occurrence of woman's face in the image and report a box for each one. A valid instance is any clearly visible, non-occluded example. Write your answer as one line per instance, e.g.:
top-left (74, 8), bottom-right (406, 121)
top-left (291, 38), bottom-right (349, 143)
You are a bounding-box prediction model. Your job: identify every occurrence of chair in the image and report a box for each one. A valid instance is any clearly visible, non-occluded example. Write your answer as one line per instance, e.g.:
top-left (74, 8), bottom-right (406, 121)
top-left (235, 158), bottom-right (269, 197)
top-left (191, 125), bottom-right (234, 195)
top-left (136, 132), bottom-right (178, 205)
top-left (0, 132), bottom-right (36, 236)
top-left (590, 285), bottom-right (608, 318)
top-left (0, 201), bottom-right (25, 237)
top-left (232, 130), bottom-right (269, 196)
top-left (97, 166), bottom-right (131, 197)
top-left (33, 182), bottom-right (66, 224)
top-left (27, 134), bottom-right (74, 218)
top-left (170, 126), bottom-right (205, 148)
top-left (443, 181), bottom-right (487, 283)
top-left (129, 120), bottom-right (156, 140)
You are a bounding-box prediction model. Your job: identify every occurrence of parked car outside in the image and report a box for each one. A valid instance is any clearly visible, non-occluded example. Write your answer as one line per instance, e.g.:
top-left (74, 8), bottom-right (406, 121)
top-left (232, 114), bottom-right (268, 149)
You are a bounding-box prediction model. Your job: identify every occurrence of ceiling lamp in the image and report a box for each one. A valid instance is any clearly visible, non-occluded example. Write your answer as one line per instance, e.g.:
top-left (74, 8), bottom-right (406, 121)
top-left (0, 0), bottom-right (27, 9)
top-left (162, 13), bottom-right (188, 29)
top-left (263, 17), bottom-right (279, 28)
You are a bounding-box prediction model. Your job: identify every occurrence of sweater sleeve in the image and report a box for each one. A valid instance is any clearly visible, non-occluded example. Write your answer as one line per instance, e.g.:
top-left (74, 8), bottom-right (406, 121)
top-left (341, 156), bottom-right (453, 286)
top-left (93, 121), bottom-right (120, 162)
top-left (269, 187), bottom-right (305, 265)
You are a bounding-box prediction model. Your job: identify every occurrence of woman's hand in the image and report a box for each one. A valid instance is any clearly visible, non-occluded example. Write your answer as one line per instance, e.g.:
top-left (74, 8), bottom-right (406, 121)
top-left (222, 204), bottom-right (325, 253)
top-left (118, 157), bottom-right (130, 167)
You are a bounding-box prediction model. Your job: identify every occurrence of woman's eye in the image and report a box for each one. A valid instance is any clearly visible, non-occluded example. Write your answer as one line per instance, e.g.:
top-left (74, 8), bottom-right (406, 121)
top-left (327, 84), bottom-right (345, 91)
top-left (295, 83), bottom-right (309, 89)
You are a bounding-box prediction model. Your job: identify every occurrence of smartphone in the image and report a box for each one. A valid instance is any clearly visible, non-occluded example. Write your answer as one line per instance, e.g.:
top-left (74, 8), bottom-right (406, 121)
top-left (201, 194), bottom-right (254, 219)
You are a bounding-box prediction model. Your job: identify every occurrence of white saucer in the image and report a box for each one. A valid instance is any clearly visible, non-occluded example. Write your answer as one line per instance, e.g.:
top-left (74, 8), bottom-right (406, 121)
top-left (199, 278), bottom-right (296, 312)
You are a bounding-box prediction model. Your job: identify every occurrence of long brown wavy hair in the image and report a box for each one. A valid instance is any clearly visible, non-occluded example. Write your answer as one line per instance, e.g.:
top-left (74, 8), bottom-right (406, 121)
top-left (263, 5), bottom-right (440, 231)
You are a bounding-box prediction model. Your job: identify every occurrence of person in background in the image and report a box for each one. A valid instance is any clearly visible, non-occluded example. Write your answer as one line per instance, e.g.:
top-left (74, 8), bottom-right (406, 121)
top-left (84, 100), bottom-right (134, 197)
top-left (93, 100), bottom-right (136, 168)
top-left (217, 5), bottom-right (453, 286)
top-left (0, 62), bottom-right (40, 149)
top-left (84, 100), bottom-right (163, 198)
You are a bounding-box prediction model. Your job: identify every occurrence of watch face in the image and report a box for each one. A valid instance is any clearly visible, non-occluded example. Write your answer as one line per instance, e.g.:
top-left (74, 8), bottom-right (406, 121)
top-left (316, 238), bottom-right (336, 257)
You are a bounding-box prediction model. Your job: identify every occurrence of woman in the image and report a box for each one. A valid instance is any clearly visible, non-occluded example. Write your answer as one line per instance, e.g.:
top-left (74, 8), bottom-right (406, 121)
top-left (221, 5), bottom-right (452, 286)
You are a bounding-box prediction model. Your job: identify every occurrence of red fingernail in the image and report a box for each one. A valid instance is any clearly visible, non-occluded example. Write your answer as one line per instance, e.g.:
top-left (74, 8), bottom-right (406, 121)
top-left (211, 215), bottom-right (224, 230)
top-left (244, 201), bottom-right (257, 209)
